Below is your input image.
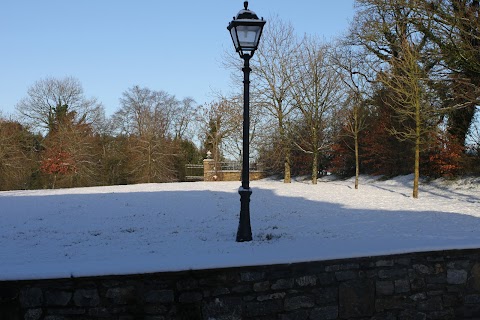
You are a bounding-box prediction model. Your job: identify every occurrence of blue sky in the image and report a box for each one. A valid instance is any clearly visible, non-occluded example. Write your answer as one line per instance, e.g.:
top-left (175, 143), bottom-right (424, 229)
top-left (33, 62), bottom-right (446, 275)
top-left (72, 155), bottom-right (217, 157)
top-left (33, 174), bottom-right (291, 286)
top-left (0, 1), bottom-right (355, 117)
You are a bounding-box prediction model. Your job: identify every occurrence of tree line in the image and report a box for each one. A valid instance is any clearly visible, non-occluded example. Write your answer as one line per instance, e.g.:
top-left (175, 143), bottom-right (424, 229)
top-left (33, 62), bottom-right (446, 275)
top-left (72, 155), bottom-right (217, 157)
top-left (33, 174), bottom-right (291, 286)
top-left (0, 78), bottom-right (209, 190)
top-left (248, 0), bottom-right (480, 198)
top-left (1, 0), bottom-right (480, 197)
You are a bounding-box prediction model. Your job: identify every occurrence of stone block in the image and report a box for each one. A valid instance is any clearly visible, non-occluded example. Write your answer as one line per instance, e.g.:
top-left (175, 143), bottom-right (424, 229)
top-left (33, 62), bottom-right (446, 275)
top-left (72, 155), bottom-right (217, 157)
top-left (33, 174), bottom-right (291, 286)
top-left (447, 269), bottom-right (468, 284)
top-left (144, 316), bottom-right (166, 320)
top-left (428, 309), bottom-right (455, 319)
top-left (459, 304), bottom-right (480, 318)
top-left (427, 256), bottom-right (445, 262)
top-left (413, 264), bottom-right (432, 275)
top-left (280, 309), bottom-right (309, 320)
top-left (178, 292), bottom-right (202, 303)
top-left (271, 279), bottom-right (294, 290)
top-left (426, 284), bottom-right (444, 292)
top-left (231, 284), bottom-right (251, 293)
top-left (312, 287), bottom-right (337, 305)
top-left (144, 290), bottom-right (174, 304)
top-left (442, 294), bottom-right (459, 308)
top-left (144, 304), bottom-right (168, 315)
top-left (427, 290), bottom-right (443, 296)
top-left (410, 277), bottom-right (426, 292)
top-left (43, 316), bottom-right (66, 320)
top-left (370, 313), bottom-right (397, 320)
top-left (47, 307), bottom-right (86, 315)
top-left (339, 280), bottom-right (375, 318)
top-left (434, 263), bottom-right (445, 274)
top-left (44, 290), bottom-right (72, 307)
top-left (73, 289), bottom-right (99, 307)
top-left (378, 268), bottom-right (407, 280)
top-left (316, 273), bottom-right (335, 286)
top-left (240, 271), bottom-right (265, 282)
top-left (376, 281), bottom-right (394, 296)
top-left (447, 260), bottom-right (470, 269)
top-left (409, 292), bottom-right (427, 301)
top-left (426, 275), bottom-right (447, 284)
top-left (295, 276), bottom-right (317, 287)
top-left (335, 270), bottom-right (357, 281)
top-left (24, 309), bottom-right (42, 320)
top-left (375, 296), bottom-right (409, 312)
top-left (88, 307), bottom-right (111, 317)
top-left (176, 303), bottom-right (201, 320)
top-left (467, 262), bottom-right (480, 292)
top-left (245, 300), bottom-right (283, 317)
top-left (284, 296), bottom-right (315, 311)
top-left (254, 281), bottom-right (271, 292)
top-left (0, 286), bottom-right (18, 304)
top-left (395, 257), bottom-right (411, 266)
top-left (105, 287), bottom-right (136, 305)
top-left (202, 297), bottom-right (242, 320)
top-left (257, 292), bottom-right (286, 302)
top-left (376, 260), bottom-right (394, 267)
top-left (417, 296), bottom-right (443, 312)
top-left (199, 274), bottom-right (229, 287)
top-left (359, 270), bottom-right (377, 279)
top-left (20, 288), bottom-right (43, 308)
top-left (464, 294), bottom-right (480, 304)
top-left (212, 287), bottom-right (230, 296)
top-left (395, 279), bottom-right (410, 293)
top-left (309, 306), bottom-right (338, 320)
top-left (398, 309), bottom-right (427, 320)
top-left (325, 263), bottom-right (359, 272)
top-left (176, 278), bottom-right (198, 291)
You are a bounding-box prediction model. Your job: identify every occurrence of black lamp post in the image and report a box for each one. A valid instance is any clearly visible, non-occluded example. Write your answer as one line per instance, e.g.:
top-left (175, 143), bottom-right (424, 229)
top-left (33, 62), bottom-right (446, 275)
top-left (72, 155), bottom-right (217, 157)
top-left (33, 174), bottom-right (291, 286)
top-left (228, 1), bottom-right (266, 242)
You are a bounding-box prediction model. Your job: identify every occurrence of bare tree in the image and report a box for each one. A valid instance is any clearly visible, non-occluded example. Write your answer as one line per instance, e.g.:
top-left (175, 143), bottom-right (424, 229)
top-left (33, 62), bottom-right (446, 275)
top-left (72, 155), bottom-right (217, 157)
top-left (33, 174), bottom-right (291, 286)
top-left (412, 0), bottom-right (480, 146)
top-left (16, 76), bottom-right (103, 134)
top-left (40, 109), bottom-right (99, 189)
top-left (378, 37), bottom-right (437, 198)
top-left (348, 0), bottom-right (475, 195)
top-left (0, 118), bottom-right (36, 190)
top-left (250, 17), bottom-right (299, 183)
top-left (196, 98), bottom-right (242, 169)
top-left (113, 86), bottom-right (179, 183)
top-left (173, 97), bottom-right (197, 140)
top-left (333, 45), bottom-right (373, 189)
top-left (289, 38), bottom-right (344, 184)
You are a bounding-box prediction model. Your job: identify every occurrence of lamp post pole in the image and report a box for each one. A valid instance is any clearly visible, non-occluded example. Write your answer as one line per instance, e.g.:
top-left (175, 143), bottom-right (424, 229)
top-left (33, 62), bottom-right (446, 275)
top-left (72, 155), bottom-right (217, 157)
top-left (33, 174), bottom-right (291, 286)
top-left (228, 1), bottom-right (265, 242)
top-left (237, 53), bottom-right (253, 242)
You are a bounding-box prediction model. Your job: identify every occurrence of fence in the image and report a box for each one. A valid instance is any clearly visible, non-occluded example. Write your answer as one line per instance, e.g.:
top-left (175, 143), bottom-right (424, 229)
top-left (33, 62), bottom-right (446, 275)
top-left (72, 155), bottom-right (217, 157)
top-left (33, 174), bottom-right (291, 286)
top-left (219, 161), bottom-right (261, 171)
top-left (184, 164), bottom-right (204, 181)
top-left (185, 161), bottom-right (264, 182)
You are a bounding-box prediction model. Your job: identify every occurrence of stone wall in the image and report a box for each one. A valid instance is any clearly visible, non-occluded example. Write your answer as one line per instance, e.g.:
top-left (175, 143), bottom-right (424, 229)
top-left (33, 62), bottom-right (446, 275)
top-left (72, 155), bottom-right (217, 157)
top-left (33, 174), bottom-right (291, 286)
top-left (1, 248), bottom-right (480, 319)
top-left (203, 159), bottom-right (265, 182)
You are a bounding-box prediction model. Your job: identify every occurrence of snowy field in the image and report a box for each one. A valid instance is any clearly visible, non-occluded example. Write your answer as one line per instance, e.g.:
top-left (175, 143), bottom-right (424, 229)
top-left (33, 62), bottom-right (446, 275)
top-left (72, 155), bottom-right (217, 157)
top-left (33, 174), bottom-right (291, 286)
top-left (1, 175), bottom-right (479, 281)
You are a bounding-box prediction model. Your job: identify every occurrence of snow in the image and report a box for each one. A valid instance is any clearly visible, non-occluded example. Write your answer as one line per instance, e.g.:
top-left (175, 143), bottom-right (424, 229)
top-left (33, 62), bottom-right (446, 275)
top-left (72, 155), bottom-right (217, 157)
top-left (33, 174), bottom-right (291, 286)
top-left (1, 175), bottom-right (479, 281)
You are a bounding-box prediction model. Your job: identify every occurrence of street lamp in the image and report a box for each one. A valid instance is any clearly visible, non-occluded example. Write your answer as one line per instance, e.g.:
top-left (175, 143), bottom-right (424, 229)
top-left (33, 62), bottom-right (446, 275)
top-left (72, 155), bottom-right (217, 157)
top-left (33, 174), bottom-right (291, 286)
top-left (228, 1), bottom-right (266, 242)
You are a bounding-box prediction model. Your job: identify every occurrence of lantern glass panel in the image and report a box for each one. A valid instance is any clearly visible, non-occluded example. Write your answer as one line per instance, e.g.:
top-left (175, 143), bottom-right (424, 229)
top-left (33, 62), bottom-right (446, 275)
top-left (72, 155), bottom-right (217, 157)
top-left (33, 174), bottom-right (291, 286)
top-left (236, 25), bottom-right (261, 50)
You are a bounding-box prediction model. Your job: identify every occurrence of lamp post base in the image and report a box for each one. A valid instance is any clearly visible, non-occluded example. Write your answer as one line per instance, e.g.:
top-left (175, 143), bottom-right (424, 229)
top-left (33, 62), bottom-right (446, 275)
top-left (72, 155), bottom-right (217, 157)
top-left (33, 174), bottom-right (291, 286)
top-left (236, 187), bottom-right (253, 242)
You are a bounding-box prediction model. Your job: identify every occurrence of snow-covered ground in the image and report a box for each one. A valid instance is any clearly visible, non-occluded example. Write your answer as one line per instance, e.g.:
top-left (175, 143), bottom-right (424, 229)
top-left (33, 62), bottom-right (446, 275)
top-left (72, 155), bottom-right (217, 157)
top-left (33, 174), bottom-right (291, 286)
top-left (1, 175), bottom-right (479, 281)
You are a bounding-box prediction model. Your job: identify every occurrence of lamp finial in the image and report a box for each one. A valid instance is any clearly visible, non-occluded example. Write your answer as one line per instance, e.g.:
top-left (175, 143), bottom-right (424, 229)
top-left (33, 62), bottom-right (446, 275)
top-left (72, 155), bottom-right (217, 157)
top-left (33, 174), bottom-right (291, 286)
top-left (244, 1), bottom-right (248, 10)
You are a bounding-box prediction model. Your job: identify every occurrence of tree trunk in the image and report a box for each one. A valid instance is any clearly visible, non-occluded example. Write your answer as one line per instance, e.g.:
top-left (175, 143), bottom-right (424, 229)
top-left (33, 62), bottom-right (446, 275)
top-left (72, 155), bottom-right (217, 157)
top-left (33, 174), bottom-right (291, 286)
top-left (312, 150), bottom-right (318, 184)
top-left (52, 174), bottom-right (57, 189)
top-left (147, 143), bottom-right (152, 184)
top-left (284, 149), bottom-right (291, 183)
top-left (355, 135), bottom-right (359, 190)
top-left (413, 137), bottom-right (420, 199)
top-left (354, 104), bottom-right (359, 190)
top-left (279, 122), bottom-right (291, 184)
top-left (413, 104), bottom-right (420, 199)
